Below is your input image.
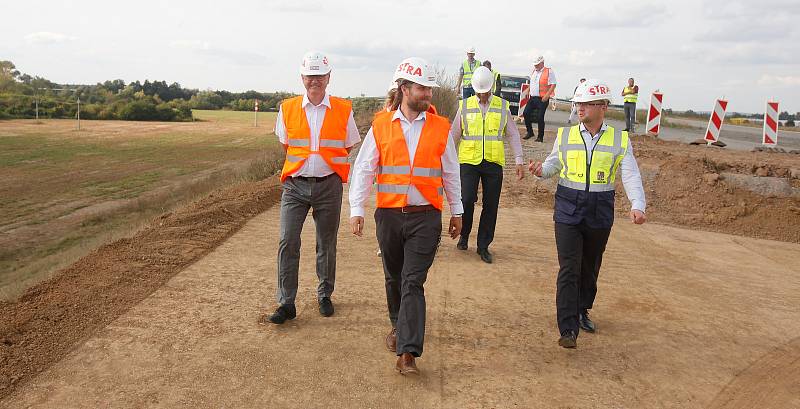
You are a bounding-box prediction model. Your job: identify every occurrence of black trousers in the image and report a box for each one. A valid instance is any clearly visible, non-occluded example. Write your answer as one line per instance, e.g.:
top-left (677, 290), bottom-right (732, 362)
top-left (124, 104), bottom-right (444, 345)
top-left (460, 161), bottom-right (503, 250)
top-left (523, 96), bottom-right (547, 138)
top-left (375, 207), bottom-right (442, 357)
top-left (554, 222), bottom-right (611, 334)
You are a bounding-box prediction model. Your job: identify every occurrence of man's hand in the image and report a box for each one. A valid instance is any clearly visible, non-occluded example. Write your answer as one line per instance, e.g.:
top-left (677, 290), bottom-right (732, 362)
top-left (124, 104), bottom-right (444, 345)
top-left (350, 216), bottom-right (364, 236)
top-left (515, 164), bottom-right (525, 180)
top-left (528, 160), bottom-right (543, 177)
top-left (448, 217), bottom-right (462, 239)
top-left (630, 210), bottom-right (646, 225)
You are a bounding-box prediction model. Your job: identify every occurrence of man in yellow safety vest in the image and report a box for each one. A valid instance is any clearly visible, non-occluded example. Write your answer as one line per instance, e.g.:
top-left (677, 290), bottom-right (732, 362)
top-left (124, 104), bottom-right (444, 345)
top-left (529, 79), bottom-right (647, 349)
top-left (622, 77), bottom-right (639, 133)
top-left (456, 46), bottom-right (481, 100)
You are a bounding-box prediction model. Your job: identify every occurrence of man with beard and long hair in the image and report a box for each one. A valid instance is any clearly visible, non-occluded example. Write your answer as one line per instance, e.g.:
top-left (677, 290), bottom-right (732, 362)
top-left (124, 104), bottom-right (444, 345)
top-left (349, 57), bottom-right (463, 375)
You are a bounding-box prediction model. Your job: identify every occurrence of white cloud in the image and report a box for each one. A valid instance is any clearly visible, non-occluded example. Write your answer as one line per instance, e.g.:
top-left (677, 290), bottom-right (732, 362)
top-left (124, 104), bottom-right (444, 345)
top-left (757, 75), bottom-right (800, 87)
top-left (567, 3), bottom-right (669, 29)
top-left (170, 40), bottom-right (267, 66)
top-left (24, 32), bottom-right (77, 44)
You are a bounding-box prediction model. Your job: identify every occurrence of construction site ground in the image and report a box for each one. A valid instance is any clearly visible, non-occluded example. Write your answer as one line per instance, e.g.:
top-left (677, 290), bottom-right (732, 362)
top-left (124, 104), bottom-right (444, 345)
top-left (1, 129), bottom-right (800, 408)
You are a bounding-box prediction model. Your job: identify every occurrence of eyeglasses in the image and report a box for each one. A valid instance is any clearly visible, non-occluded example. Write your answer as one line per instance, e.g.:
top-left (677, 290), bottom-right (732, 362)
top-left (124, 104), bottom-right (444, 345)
top-left (576, 102), bottom-right (606, 107)
top-left (303, 75), bottom-right (328, 82)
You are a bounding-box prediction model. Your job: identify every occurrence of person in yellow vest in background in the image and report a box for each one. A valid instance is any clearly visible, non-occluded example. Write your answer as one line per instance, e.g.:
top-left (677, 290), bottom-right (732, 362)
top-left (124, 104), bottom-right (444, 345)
top-left (529, 79), bottom-right (646, 349)
top-left (349, 57), bottom-right (463, 376)
top-left (456, 46), bottom-right (481, 100)
top-left (450, 66), bottom-right (525, 264)
top-left (481, 60), bottom-right (502, 97)
top-left (261, 51), bottom-right (361, 325)
top-left (622, 77), bottom-right (639, 133)
top-left (521, 55), bottom-right (557, 142)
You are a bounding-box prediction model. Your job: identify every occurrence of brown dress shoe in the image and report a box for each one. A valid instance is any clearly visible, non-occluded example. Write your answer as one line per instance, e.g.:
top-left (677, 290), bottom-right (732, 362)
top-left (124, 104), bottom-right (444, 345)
top-left (395, 352), bottom-right (419, 375)
top-left (385, 328), bottom-right (397, 352)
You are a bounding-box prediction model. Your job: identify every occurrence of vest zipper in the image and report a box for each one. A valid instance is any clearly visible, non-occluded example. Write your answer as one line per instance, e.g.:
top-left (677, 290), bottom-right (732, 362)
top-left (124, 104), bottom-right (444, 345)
top-left (581, 134), bottom-right (600, 192)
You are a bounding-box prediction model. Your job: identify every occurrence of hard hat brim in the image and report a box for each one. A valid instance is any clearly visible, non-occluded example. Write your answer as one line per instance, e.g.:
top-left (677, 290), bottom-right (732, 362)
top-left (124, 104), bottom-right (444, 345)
top-left (299, 65), bottom-right (332, 76)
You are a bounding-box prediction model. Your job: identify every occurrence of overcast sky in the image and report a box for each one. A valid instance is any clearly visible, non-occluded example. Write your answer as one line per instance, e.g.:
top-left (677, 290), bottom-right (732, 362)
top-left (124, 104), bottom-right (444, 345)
top-left (2, 0), bottom-right (799, 114)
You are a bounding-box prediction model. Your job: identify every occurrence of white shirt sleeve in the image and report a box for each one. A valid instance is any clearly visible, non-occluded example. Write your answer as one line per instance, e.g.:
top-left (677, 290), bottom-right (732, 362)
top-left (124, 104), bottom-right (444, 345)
top-left (620, 143), bottom-right (647, 212)
top-left (504, 107), bottom-right (524, 165)
top-left (448, 107), bottom-right (463, 146)
top-left (275, 107), bottom-right (287, 144)
top-left (541, 139), bottom-right (562, 178)
top-left (442, 134), bottom-right (464, 215)
top-left (348, 128), bottom-right (380, 218)
top-left (345, 110), bottom-right (361, 148)
top-left (548, 69), bottom-right (557, 85)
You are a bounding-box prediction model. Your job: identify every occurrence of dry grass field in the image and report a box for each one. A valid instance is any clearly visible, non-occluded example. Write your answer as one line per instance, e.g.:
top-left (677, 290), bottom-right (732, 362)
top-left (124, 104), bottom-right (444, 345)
top-left (0, 110), bottom-right (283, 300)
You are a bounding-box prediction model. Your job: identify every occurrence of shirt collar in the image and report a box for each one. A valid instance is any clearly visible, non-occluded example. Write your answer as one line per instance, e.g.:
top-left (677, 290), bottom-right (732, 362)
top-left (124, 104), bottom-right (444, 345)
top-left (392, 109), bottom-right (427, 124)
top-left (579, 122), bottom-right (608, 138)
top-left (302, 93), bottom-right (331, 109)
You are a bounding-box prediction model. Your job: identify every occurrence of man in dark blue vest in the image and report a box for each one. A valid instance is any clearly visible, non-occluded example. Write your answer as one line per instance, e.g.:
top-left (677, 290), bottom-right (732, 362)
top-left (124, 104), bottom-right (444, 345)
top-left (529, 79), bottom-right (647, 348)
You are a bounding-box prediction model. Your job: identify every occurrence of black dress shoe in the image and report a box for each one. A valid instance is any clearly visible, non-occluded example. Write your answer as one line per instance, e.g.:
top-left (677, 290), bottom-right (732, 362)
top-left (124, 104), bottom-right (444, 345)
top-left (535, 137), bottom-right (543, 143)
top-left (523, 133), bottom-right (534, 140)
top-left (266, 304), bottom-right (296, 325)
top-left (558, 330), bottom-right (578, 348)
top-left (579, 310), bottom-right (596, 333)
top-left (319, 297), bottom-right (334, 317)
top-left (456, 239), bottom-right (468, 250)
top-left (477, 248), bottom-right (493, 264)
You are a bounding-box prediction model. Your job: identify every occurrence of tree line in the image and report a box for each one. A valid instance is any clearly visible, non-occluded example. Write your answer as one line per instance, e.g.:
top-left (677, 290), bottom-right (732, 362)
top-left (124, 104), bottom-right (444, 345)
top-left (0, 60), bottom-right (296, 121)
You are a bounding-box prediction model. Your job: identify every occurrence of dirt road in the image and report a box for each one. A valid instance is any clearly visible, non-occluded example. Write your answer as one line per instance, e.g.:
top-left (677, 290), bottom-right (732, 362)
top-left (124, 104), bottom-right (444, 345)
top-left (4, 186), bottom-right (799, 408)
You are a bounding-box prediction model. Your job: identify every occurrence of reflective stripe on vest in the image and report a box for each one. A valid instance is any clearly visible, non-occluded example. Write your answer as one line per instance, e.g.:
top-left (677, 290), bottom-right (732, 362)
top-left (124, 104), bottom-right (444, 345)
top-left (556, 125), bottom-right (628, 192)
top-left (279, 95), bottom-right (352, 182)
top-left (623, 86), bottom-right (638, 103)
top-left (462, 59), bottom-right (481, 87)
top-left (458, 95), bottom-right (508, 166)
top-left (372, 111), bottom-right (449, 210)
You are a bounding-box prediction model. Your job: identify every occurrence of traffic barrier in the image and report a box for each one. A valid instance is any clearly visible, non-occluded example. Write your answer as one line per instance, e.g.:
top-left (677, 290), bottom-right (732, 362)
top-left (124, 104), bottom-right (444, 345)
top-left (763, 101), bottom-right (779, 146)
top-left (704, 98), bottom-right (728, 143)
top-left (518, 83), bottom-right (530, 117)
top-left (646, 91), bottom-right (663, 136)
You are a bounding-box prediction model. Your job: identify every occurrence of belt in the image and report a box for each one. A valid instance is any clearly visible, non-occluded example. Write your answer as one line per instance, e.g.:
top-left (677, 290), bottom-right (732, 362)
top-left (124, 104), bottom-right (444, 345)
top-left (291, 174), bottom-right (337, 182)
top-left (384, 205), bottom-right (438, 214)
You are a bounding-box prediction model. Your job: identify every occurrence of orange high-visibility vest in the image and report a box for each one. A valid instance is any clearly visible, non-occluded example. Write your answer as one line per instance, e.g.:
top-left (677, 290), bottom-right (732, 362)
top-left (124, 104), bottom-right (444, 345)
top-left (279, 95), bottom-right (352, 182)
top-left (372, 110), bottom-right (449, 210)
top-left (537, 67), bottom-right (555, 98)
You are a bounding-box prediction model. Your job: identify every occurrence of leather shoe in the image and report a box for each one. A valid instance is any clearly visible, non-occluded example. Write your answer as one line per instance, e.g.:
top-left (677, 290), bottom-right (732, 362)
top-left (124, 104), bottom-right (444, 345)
top-left (523, 133), bottom-right (534, 140)
top-left (558, 330), bottom-right (578, 348)
top-left (385, 328), bottom-right (397, 352)
top-left (395, 352), bottom-right (419, 375)
top-left (319, 297), bottom-right (334, 317)
top-left (456, 239), bottom-right (468, 250)
top-left (535, 137), bottom-right (543, 143)
top-left (477, 248), bottom-right (493, 264)
top-left (579, 310), bottom-right (596, 333)
top-left (264, 304), bottom-right (296, 325)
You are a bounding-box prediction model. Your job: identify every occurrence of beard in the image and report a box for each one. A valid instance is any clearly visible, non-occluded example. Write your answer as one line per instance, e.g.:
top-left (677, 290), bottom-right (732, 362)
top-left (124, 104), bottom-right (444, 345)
top-left (407, 97), bottom-right (431, 112)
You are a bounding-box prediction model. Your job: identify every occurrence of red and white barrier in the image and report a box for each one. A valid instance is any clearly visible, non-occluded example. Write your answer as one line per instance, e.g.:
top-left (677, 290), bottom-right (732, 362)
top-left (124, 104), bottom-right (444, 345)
top-left (763, 101), bottom-right (779, 146)
top-left (518, 83), bottom-right (530, 118)
top-left (646, 91), bottom-right (663, 136)
top-left (704, 98), bottom-right (728, 144)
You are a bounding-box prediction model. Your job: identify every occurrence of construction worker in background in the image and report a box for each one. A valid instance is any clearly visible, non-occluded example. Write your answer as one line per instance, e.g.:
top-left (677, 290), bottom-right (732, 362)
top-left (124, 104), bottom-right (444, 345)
top-left (456, 47), bottom-right (481, 100)
top-left (528, 79), bottom-right (646, 349)
top-left (481, 60), bottom-right (502, 96)
top-left (521, 56), bottom-right (556, 142)
top-left (568, 78), bottom-right (586, 124)
top-left (261, 51), bottom-right (361, 325)
top-left (450, 66), bottom-right (524, 264)
top-left (622, 78), bottom-right (639, 132)
top-left (349, 57), bottom-right (463, 376)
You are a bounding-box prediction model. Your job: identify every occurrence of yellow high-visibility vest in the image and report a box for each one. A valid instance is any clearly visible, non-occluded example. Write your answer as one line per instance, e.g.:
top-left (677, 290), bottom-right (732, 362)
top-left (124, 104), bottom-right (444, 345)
top-left (491, 70), bottom-right (501, 94)
top-left (623, 86), bottom-right (638, 103)
top-left (556, 125), bottom-right (629, 191)
top-left (462, 59), bottom-right (481, 87)
top-left (458, 95), bottom-right (509, 166)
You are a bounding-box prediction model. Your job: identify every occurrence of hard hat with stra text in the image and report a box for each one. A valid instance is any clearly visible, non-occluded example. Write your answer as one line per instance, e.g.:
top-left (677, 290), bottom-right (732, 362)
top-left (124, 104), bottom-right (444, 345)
top-left (571, 79), bottom-right (613, 103)
top-left (470, 66), bottom-right (495, 93)
top-left (299, 51), bottom-right (332, 75)
top-left (392, 57), bottom-right (439, 88)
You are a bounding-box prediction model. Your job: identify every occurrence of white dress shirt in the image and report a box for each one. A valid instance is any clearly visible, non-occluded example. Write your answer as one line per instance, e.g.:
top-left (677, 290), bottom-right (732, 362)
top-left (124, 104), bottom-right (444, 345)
top-left (541, 123), bottom-right (647, 212)
top-left (349, 110), bottom-right (464, 218)
top-left (448, 102), bottom-right (525, 165)
top-left (530, 67), bottom-right (557, 89)
top-left (275, 93), bottom-right (361, 177)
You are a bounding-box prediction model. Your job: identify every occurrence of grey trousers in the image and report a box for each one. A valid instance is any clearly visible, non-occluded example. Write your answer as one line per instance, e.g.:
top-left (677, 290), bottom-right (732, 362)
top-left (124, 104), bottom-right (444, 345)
top-left (276, 174), bottom-right (343, 305)
top-left (375, 207), bottom-right (442, 357)
top-left (624, 102), bottom-right (636, 131)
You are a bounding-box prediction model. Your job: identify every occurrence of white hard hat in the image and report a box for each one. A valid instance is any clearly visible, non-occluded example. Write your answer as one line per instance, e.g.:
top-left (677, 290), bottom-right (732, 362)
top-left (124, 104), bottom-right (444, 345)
top-left (471, 66), bottom-right (494, 93)
top-left (466, 46), bottom-right (476, 53)
top-left (533, 55), bottom-right (544, 65)
top-left (571, 79), bottom-right (612, 103)
top-left (392, 57), bottom-right (439, 88)
top-left (299, 51), bottom-right (331, 75)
